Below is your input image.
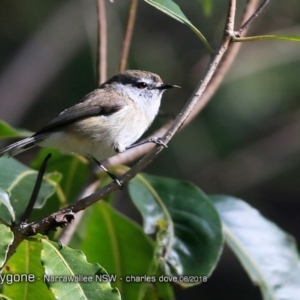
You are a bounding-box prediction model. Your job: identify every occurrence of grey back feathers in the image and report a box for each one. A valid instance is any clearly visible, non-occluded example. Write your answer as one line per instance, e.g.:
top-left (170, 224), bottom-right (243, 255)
top-left (0, 70), bottom-right (177, 161)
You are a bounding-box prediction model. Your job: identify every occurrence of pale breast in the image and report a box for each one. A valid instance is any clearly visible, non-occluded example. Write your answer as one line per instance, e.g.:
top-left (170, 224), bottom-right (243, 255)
top-left (41, 106), bottom-right (150, 161)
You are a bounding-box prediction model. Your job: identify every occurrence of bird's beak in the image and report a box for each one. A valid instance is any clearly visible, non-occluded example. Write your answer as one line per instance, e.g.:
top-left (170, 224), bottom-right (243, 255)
top-left (155, 84), bottom-right (181, 90)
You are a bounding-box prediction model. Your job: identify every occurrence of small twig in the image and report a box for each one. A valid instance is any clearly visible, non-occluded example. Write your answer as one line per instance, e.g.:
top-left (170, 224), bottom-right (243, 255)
top-left (237, 0), bottom-right (270, 36)
top-left (22, 0), bottom-right (238, 236)
top-left (21, 154), bottom-right (51, 223)
top-left (119, 0), bottom-right (139, 72)
top-left (96, 0), bottom-right (107, 84)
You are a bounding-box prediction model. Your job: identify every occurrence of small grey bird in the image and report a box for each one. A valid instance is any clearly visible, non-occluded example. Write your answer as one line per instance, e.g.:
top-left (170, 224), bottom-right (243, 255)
top-left (0, 70), bottom-right (179, 184)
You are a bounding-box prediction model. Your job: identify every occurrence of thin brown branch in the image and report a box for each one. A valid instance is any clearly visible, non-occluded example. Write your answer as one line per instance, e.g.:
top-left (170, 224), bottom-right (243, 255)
top-left (119, 0), bottom-right (139, 72)
top-left (105, 0), bottom-right (259, 167)
top-left (190, 0), bottom-right (258, 119)
top-left (237, 0), bottom-right (270, 36)
top-left (159, 0), bottom-right (236, 145)
top-left (97, 0), bottom-right (107, 84)
top-left (22, 0), bottom-right (238, 236)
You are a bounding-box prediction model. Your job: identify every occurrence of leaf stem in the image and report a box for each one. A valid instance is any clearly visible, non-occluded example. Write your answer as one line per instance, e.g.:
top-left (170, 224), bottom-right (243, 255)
top-left (233, 34), bottom-right (300, 43)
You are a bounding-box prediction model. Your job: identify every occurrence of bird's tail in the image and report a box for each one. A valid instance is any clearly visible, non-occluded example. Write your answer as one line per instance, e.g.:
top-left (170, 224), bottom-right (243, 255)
top-left (0, 137), bottom-right (38, 157)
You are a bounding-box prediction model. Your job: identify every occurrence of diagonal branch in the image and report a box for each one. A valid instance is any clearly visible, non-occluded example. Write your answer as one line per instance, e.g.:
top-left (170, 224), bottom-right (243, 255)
top-left (105, 0), bottom-right (259, 167)
top-left (23, 0), bottom-right (239, 236)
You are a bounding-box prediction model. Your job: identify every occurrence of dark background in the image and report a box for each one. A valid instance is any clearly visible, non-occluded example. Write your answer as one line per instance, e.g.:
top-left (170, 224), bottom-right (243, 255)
top-left (1, 1), bottom-right (300, 299)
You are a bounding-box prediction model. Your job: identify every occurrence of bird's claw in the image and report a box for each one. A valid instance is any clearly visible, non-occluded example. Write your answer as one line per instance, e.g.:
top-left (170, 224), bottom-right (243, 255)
top-left (150, 137), bottom-right (168, 148)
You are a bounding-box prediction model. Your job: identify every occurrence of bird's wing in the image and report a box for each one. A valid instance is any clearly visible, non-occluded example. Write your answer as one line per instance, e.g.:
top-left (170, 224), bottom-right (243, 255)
top-left (34, 90), bottom-right (125, 136)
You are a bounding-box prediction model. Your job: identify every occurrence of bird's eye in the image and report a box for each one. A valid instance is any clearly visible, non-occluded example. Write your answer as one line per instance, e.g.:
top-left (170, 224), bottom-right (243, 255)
top-left (137, 82), bottom-right (147, 89)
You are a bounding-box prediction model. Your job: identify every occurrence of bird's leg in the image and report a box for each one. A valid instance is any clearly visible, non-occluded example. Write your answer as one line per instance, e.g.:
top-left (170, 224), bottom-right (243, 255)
top-left (92, 157), bottom-right (122, 187)
top-left (126, 137), bottom-right (168, 150)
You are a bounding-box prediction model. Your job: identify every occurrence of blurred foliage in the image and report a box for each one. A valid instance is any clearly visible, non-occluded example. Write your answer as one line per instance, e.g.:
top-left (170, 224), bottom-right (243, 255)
top-left (0, 0), bottom-right (300, 299)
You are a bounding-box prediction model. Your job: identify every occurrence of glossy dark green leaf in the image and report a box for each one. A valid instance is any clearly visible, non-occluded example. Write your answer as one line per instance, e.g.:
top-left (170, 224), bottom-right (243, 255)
top-left (41, 239), bottom-right (121, 300)
top-left (0, 120), bottom-right (32, 140)
top-left (211, 195), bottom-right (300, 300)
top-left (2, 239), bottom-right (54, 300)
top-left (0, 225), bottom-right (14, 268)
top-left (0, 157), bottom-right (57, 223)
top-left (128, 174), bottom-right (223, 287)
top-left (76, 202), bottom-right (174, 300)
top-left (144, 0), bottom-right (213, 53)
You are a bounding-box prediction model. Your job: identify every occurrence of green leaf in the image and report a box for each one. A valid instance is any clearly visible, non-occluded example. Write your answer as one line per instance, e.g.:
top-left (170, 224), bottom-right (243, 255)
top-left (0, 225), bottom-right (14, 268)
top-left (0, 293), bottom-right (13, 300)
top-left (128, 174), bottom-right (223, 287)
top-left (76, 202), bottom-right (174, 300)
top-left (144, 0), bottom-right (213, 53)
top-left (211, 195), bottom-right (300, 300)
top-left (2, 239), bottom-right (54, 300)
top-left (0, 157), bottom-right (58, 223)
top-left (0, 188), bottom-right (15, 222)
top-left (41, 239), bottom-right (121, 300)
top-left (0, 120), bottom-right (32, 140)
